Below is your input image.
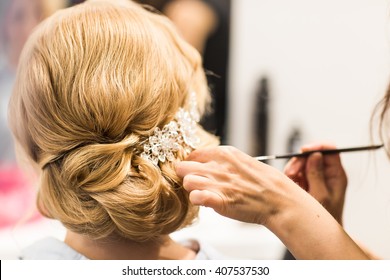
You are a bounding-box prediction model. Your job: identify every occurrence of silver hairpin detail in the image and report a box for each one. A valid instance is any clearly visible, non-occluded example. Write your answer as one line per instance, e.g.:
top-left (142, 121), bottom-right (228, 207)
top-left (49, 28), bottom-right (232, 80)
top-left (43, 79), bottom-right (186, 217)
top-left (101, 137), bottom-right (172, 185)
top-left (140, 92), bottom-right (200, 166)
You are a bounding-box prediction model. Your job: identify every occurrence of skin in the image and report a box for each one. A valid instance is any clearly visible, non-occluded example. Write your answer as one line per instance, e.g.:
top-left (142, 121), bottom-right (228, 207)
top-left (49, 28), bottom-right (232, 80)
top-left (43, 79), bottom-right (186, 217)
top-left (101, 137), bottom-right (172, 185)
top-left (65, 231), bottom-right (197, 260)
top-left (176, 145), bottom-right (370, 259)
top-left (163, 0), bottom-right (217, 53)
top-left (284, 143), bottom-right (347, 225)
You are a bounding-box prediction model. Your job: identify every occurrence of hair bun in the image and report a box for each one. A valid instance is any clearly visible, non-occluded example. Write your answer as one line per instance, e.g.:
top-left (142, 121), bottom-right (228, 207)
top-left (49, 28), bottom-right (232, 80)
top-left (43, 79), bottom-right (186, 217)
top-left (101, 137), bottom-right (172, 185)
top-left (62, 134), bottom-right (140, 192)
top-left (10, 0), bottom-right (217, 241)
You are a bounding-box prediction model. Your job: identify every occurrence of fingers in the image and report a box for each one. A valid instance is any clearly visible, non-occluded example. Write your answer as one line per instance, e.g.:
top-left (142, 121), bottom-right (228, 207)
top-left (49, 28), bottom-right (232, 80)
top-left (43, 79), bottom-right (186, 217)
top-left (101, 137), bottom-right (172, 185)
top-left (176, 159), bottom-right (228, 184)
top-left (175, 160), bottom-right (205, 178)
top-left (301, 143), bottom-right (342, 165)
top-left (189, 189), bottom-right (223, 211)
top-left (284, 157), bottom-right (309, 190)
top-left (182, 173), bottom-right (212, 192)
top-left (176, 158), bottom-right (226, 212)
top-left (176, 159), bottom-right (224, 194)
top-left (176, 146), bottom-right (248, 185)
top-left (301, 142), bottom-right (336, 152)
top-left (176, 146), bottom-right (249, 215)
top-left (185, 145), bottom-right (250, 165)
top-left (284, 157), bottom-right (305, 178)
top-left (305, 152), bottom-right (329, 201)
top-left (185, 146), bottom-right (228, 162)
top-left (301, 142), bottom-right (346, 186)
top-left (184, 148), bottom-right (213, 162)
top-left (301, 142), bottom-right (344, 172)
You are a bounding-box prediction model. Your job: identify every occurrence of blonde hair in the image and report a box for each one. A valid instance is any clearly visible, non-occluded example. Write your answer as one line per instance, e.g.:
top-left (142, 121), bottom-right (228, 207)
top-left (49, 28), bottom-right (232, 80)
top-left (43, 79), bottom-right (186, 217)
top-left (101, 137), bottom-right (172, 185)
top-left (9, 0), bottom-right (218, 241)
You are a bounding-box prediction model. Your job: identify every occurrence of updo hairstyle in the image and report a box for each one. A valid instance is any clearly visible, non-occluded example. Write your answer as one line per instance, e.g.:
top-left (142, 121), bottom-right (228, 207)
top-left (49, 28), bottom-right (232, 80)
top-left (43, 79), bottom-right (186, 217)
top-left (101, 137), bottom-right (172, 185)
top-left (8, 0), bottom-right (218, 241)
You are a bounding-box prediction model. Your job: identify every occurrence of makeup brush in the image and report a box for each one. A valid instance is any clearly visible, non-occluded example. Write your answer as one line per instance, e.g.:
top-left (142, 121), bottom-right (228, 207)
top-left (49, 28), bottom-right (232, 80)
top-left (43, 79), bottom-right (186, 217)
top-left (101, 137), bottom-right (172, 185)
top-left (255, 144), bottom-right (384, 161)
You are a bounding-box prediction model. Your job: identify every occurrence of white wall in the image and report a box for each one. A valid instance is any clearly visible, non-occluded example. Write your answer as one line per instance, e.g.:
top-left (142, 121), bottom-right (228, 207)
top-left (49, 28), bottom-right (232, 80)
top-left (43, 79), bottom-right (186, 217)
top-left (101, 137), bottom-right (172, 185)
top-left (228, 0), bottom-right (390, 258)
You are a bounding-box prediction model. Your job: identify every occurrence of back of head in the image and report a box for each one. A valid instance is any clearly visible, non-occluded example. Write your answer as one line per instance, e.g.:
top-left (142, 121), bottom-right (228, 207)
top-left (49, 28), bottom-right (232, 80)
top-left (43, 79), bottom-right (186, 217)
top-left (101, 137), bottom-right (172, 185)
top-left (9, 0), bottom-right (218, 241)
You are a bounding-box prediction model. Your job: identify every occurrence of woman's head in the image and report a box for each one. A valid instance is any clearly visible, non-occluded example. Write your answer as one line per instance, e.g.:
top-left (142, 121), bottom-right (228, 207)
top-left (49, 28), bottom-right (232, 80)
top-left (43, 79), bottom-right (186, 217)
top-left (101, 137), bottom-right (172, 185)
top-left (9, 0), bottom-right (218, 241)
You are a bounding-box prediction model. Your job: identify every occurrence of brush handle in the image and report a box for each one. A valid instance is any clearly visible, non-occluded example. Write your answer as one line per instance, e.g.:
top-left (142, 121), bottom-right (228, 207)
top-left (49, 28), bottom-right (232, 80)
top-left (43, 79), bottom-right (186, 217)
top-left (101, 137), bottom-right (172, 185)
top-left (255, 144), bottom-right (384, 161)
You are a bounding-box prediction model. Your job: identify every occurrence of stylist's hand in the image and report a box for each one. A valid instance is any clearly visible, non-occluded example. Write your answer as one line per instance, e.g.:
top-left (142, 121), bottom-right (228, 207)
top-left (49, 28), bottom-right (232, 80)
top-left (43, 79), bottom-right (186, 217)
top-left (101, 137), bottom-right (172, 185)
top-left (176, 145), bottom-right (370, 260)
top-left (176, 146), bottom-right (304, 226)
top-left (284, 143), bottom-right (348, 224)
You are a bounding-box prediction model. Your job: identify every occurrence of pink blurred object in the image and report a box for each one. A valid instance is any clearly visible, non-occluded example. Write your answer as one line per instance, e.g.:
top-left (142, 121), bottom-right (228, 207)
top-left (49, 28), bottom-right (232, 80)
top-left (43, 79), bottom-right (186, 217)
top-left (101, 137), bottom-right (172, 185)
top-left (0, 164), bottom-right (42, 228)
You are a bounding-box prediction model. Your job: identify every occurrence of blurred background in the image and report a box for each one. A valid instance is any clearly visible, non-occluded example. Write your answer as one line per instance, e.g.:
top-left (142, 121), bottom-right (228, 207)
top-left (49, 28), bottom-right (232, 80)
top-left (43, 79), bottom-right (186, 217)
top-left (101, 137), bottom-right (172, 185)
top-left (1, 0), bottom-right (390, 259)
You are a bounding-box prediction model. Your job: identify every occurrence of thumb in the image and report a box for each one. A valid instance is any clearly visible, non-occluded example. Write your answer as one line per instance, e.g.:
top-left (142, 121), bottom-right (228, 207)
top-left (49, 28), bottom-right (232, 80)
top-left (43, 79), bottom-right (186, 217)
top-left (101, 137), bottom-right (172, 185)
top-left (305, 152), bottom-right (328, 201)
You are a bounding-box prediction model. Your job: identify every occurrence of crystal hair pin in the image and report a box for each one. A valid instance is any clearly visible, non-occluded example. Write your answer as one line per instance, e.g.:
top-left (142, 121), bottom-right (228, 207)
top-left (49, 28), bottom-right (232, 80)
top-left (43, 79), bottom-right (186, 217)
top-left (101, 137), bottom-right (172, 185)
top-left (140, 92), bottom-right (200, 166)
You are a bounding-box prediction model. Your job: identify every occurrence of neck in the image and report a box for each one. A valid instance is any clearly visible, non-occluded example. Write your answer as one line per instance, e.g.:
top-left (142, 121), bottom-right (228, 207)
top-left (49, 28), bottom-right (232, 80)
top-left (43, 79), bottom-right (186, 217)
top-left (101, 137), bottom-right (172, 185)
top-left (64, 230), bottom-right (197, 260)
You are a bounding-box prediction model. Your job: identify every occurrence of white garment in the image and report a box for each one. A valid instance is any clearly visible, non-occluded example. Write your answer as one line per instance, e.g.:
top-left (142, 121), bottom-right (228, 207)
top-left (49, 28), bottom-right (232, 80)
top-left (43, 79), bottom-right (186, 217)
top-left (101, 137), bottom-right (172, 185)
top-left (20, 237), bottom-right (228, 260)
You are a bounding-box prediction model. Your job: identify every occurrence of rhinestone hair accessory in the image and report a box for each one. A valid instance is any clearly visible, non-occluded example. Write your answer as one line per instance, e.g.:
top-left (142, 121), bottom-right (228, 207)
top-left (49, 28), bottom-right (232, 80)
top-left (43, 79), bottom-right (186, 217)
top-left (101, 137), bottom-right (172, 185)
top-left (140, 92), bottom-right (200, 166)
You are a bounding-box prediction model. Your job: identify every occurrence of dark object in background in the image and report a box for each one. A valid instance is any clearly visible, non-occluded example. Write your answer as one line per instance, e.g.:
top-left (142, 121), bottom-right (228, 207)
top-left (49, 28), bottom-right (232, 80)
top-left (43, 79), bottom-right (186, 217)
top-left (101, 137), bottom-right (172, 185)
top-left (69, 0), bottom-right (85, 5)
top-left (68, 0), bottom-right (230, 143)
top-left (283, 248), bottom-right (296, 260)
top-left (287, 127), bottom-right (302, 154)
top-left (253, 76), bottom-right (269, 157)
top-left (199, 0), bottom-right (231, 144)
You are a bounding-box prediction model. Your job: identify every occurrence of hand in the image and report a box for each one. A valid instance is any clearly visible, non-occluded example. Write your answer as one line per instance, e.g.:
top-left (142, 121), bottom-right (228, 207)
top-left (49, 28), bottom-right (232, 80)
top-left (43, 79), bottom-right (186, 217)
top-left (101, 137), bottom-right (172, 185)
top-left (284, 143), bottom-right (348, 224)
top-left (175, 145), bottom-right (306, 226)
top-left (176, 145), bottom-right (369, 259)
